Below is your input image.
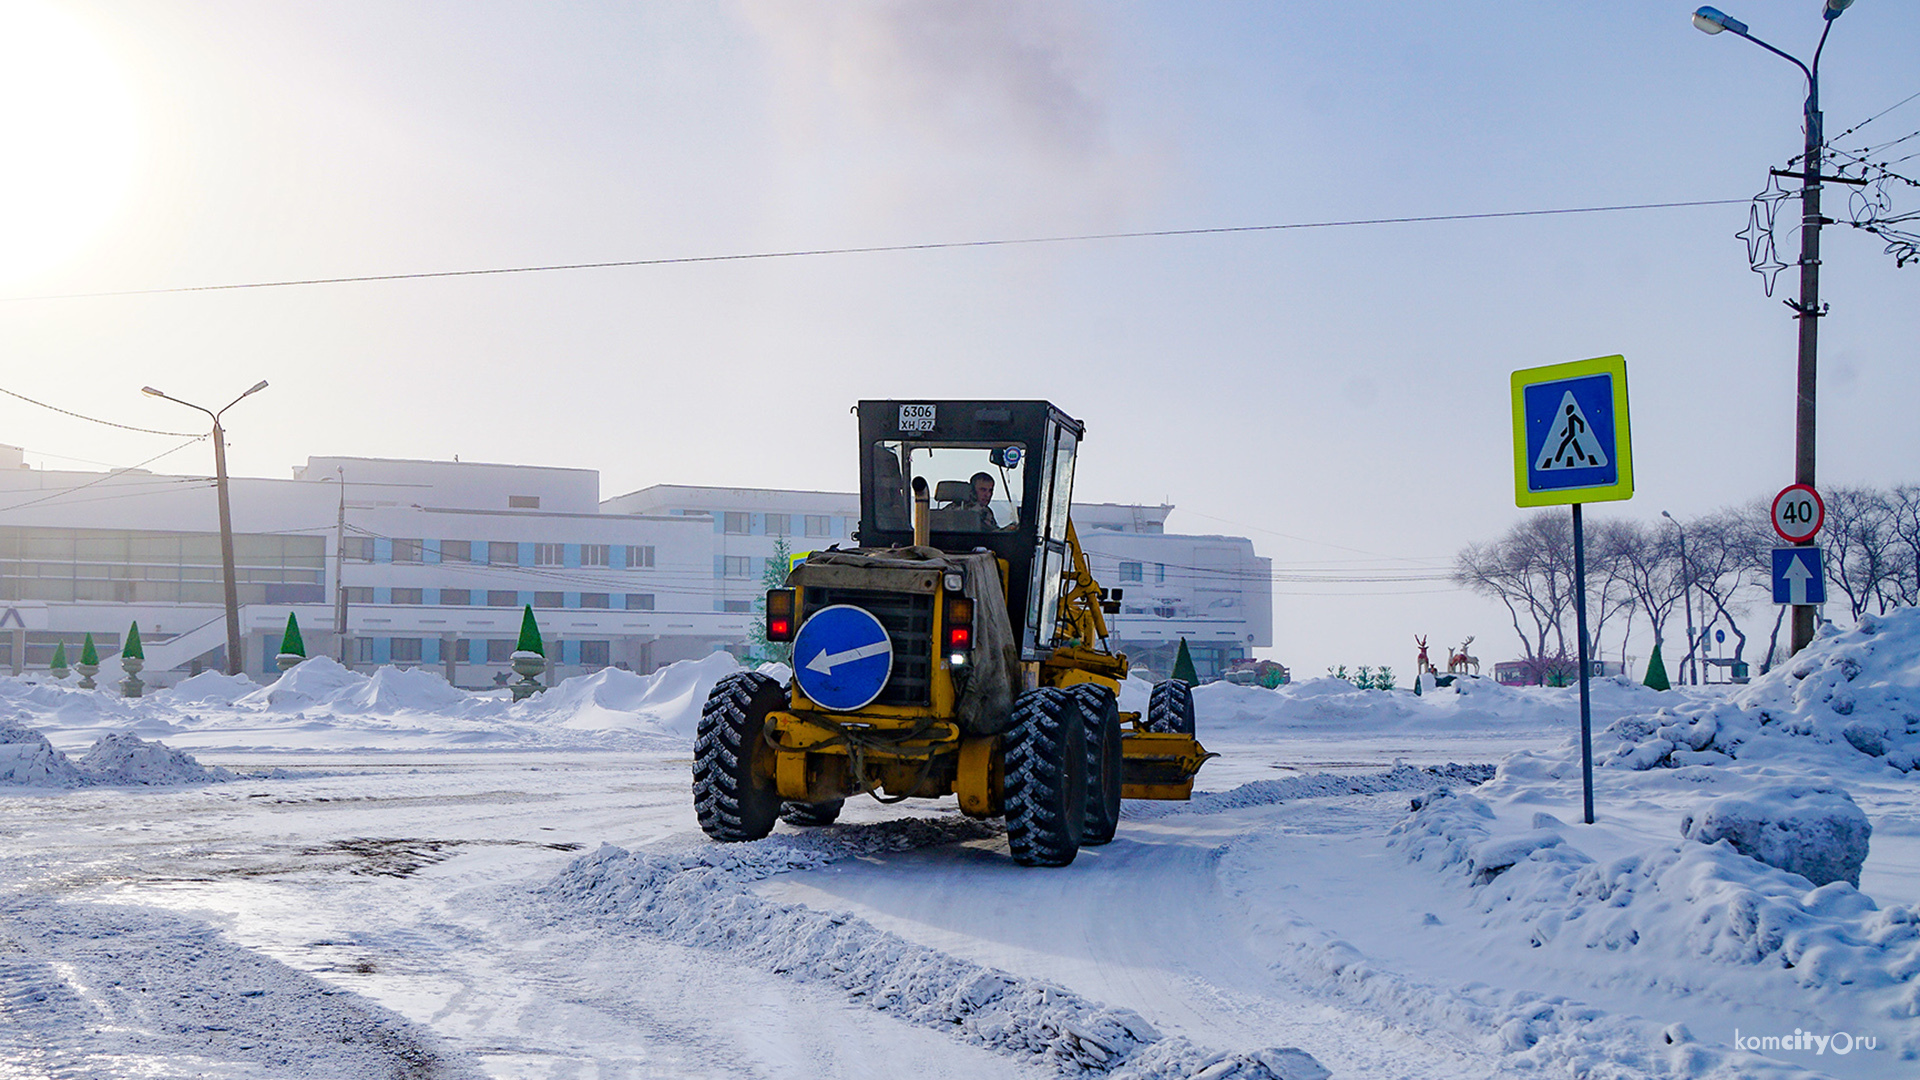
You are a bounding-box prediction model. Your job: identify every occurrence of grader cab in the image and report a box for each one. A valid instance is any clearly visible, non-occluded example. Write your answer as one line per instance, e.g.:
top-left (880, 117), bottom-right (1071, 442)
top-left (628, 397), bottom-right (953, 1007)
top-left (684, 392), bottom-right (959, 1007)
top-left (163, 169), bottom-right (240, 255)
top-left (692, 400), bottom-right (1211, 866)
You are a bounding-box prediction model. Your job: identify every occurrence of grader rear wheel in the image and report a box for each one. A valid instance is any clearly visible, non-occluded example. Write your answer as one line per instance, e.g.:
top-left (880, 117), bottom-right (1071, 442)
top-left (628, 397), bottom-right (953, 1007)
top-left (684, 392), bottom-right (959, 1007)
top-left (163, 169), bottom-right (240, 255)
top-left (1003, 687), bottom-right (1088, 867)
top-left (1147, 679), bottom-right (1196, 735)
top-left (1070, 684), bottom-right (1123, 846)
top-left (692, 672), bottom-right (785, 842)
top-left (779, 799), bottom-right (844, 827)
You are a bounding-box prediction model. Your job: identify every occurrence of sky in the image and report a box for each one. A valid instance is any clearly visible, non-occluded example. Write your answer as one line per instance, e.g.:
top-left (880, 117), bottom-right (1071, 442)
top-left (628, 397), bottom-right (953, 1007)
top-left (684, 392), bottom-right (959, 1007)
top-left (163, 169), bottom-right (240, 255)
top-left (0, 0), bottom-right (1915, 676)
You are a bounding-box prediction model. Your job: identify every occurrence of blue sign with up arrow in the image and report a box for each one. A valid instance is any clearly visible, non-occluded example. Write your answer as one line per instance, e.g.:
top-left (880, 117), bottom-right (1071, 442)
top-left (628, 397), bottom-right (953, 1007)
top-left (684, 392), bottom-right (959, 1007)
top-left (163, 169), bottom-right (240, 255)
top-left (1772, 547), bottom-right (1827, 606)
top-left (792, 604), bottom-right (894, 712)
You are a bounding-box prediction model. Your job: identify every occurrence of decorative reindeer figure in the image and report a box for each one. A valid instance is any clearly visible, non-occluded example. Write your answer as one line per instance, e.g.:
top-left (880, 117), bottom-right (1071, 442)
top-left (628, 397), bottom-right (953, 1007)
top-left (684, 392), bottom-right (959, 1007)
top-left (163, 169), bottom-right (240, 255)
top-left (1414, 635), bottom-right (1435, 676)
top-left (1447, 635), bottom-right (1480, 676)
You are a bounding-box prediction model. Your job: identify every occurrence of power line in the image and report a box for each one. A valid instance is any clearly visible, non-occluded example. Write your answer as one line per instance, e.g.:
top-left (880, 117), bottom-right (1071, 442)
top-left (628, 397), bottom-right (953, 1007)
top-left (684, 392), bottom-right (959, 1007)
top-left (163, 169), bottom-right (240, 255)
top-left (4, 198), bottom-right (1749, 303)
top-left (0, 437), bottom-right (206, 513)
top-left (1830, 88), bottom-right (1920, 144)
top-left (0, 385), bottom-right (201, 437)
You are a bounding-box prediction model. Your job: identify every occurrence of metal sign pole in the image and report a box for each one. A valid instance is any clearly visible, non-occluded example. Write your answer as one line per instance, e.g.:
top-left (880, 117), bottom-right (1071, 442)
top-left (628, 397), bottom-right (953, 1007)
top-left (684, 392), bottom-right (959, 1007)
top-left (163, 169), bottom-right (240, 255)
top-left (1572, 502), bottom-right (1595, 825)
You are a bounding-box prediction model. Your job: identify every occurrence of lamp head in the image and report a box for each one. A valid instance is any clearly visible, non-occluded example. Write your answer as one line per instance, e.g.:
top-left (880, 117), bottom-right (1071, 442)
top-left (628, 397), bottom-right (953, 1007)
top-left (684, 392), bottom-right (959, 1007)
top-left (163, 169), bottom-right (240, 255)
top-left (1691, 6), bottom-right (1748, 35)
top-left (141, 386), bottom-right (164, 397)
top-left (1823, 0), bottom-right (1854, 20)
top-left (1661, 510), bottom-right (1676, 521)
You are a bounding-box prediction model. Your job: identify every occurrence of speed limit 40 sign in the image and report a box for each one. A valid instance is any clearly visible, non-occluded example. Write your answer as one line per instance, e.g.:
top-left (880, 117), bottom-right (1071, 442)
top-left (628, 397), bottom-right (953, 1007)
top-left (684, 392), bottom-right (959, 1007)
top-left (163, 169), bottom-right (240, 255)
top-left (1772, 484), bottom-right (1824, 544)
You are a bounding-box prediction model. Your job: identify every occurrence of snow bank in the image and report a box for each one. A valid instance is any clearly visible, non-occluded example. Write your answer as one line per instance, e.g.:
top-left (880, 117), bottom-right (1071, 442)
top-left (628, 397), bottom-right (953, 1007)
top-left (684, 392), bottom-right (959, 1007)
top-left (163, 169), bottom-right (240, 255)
top-left (0, 722), bottom-right (228, 788)
top-left (152, 670), bottom-right (258, 706)
top-left (1126, 762), bottom-right (1494, 819)
top-left (518, 651), bottom-right (738, 737)
top-left (544, 819), bottom-right (1327, 1080)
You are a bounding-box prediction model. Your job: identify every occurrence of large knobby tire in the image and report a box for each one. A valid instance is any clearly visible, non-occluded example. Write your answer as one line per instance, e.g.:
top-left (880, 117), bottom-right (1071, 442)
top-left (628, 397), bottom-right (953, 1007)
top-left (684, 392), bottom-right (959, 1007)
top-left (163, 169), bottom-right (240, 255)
top-left (779, 799), bottom-right (844, 827)
top-left (692, 672), bottom-right (785, 842)
top-left (1146, 679), bottom-right (1196, 735)
top-left (1003, 687), bottom-right (1088, 867)
top-left (1071, 684), bottom-right (1123, 846)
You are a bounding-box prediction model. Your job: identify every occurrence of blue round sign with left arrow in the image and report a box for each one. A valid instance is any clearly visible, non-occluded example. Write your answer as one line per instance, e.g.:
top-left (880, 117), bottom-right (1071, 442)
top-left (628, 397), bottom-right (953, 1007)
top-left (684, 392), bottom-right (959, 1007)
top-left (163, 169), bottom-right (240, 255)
top-left (793, 604), bottom-right (894, 712)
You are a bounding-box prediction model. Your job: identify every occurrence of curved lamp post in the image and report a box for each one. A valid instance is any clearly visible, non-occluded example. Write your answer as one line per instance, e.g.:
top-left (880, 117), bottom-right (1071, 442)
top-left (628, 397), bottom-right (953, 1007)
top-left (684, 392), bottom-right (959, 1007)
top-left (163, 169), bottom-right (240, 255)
top-left (1692, 0), bottom-right (1855, 655)
top-left (143, 380), bottom-right (269, 676)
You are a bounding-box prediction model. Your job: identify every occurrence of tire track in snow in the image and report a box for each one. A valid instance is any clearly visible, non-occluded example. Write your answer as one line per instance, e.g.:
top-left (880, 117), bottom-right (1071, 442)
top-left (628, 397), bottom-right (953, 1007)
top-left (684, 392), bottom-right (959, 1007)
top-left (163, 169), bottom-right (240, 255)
top-left (541, 816), bottom-right (1331, 1080)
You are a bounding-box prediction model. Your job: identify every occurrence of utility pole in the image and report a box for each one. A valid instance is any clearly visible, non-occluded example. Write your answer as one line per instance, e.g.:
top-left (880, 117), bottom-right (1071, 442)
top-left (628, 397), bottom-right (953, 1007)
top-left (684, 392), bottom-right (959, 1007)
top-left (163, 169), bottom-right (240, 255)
top-left (1789, 71), bottom-right (1824, 656)
top-left (143, 380), bottom-right (269, 677)
top-left (334, 466), bottom-right (350, 667)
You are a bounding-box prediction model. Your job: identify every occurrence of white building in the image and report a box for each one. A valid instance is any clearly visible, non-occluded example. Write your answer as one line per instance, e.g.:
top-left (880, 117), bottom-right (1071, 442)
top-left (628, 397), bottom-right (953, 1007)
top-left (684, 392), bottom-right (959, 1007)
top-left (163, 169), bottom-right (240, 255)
top-left (0, 454), bottom-right (1271, 686)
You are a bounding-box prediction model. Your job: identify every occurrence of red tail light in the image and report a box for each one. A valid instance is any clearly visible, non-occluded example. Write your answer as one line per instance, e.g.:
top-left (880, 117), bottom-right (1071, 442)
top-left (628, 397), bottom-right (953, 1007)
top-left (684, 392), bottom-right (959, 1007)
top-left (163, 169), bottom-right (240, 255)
top-left (766, 589), bottom-right (796, 642)
top-left (944, 595), bottom-right (973, 652)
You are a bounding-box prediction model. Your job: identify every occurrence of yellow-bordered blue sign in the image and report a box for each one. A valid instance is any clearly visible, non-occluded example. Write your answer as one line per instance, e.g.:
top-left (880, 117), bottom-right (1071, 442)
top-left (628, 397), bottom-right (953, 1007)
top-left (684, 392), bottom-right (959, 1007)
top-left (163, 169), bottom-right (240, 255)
top-left (1511, 354), bottom-right (1633, 507)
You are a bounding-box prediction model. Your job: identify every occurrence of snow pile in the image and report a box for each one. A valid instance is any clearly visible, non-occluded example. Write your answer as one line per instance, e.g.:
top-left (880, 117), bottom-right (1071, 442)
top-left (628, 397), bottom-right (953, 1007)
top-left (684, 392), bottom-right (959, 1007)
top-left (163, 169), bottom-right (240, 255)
top-left (1681, 785), bottom-right (1873, 888)
top-left (1127, 762), bottom-right (1494, 820)
top-left (518, 651), bottom-right (738, 737)
top-left (545, 820), bottom-right (1328, 1080)
top-left (1597, 609), bottom-right (1920, 773)
top-left (75, 732), bottom-right (234, 785)
top-left (0, 719), bottom-right (86, 787)
top-left (152, 670), bottom-right (258, 706)
top-left (1, 723), bottom-right (229, 788)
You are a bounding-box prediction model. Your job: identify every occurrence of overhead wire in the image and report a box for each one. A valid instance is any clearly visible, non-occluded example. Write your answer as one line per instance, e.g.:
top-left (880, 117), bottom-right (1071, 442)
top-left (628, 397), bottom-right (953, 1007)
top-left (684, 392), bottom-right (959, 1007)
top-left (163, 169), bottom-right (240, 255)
top-left (2, 198), bottom-right (1750, 303)
top-left (0, 385), bottom-right (202, 437)
top-left (0, 437), bottom-right (207, 513)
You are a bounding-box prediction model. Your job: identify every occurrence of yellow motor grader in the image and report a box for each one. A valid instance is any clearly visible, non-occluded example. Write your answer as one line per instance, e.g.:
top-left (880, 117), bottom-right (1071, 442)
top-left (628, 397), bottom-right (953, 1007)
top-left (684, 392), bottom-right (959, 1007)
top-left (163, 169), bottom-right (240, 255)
top-left (693, 400), bottom-right (1210, 866)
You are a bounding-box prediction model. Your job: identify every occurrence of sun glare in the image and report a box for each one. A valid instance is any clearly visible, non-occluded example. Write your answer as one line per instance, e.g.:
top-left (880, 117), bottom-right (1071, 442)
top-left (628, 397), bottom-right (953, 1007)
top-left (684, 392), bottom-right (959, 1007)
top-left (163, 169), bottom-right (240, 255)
top-left (0, 0), bottom-right (139, 287)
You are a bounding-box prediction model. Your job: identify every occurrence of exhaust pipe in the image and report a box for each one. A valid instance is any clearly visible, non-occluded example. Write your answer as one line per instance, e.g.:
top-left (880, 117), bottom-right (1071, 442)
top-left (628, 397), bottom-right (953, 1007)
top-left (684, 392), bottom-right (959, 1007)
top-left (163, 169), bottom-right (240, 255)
top-left (912, 476), bottom-right (930, 548)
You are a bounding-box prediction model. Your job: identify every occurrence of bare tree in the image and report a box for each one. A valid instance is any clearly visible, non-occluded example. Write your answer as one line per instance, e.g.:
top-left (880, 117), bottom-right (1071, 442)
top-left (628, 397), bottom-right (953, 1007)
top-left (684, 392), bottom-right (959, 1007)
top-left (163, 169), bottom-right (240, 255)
top-left (1885, 484), bottom-right (1920, 608)
top-left (1823, 487), bottom-right (1899, 619)
top-left (1600, 518), bottom-right (1686, 668)
top-left (1455, 512), bottom-right (1577, 669)
top-left (1686, 503), bottom-right (1769, 676)
top-left (1582, 517), bottom-right (1642, 670)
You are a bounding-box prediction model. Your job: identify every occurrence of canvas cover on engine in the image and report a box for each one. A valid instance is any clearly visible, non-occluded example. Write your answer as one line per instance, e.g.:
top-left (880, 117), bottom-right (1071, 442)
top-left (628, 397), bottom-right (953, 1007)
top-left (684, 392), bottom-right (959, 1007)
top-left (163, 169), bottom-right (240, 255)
top-left (790, 547), bottom-right (1021, 736)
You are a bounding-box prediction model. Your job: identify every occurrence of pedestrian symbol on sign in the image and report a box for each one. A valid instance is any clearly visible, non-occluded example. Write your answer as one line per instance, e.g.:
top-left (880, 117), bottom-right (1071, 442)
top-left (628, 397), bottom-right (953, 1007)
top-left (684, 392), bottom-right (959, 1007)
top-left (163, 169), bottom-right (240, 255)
top-left (1536, 392), bottom-right (1610, 471)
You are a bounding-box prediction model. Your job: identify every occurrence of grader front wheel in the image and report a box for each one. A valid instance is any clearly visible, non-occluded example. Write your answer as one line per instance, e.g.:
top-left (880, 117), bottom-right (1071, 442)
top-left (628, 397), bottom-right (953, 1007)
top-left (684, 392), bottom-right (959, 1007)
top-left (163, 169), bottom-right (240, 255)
top-left (1003, 687), bottom-right (1088, 867)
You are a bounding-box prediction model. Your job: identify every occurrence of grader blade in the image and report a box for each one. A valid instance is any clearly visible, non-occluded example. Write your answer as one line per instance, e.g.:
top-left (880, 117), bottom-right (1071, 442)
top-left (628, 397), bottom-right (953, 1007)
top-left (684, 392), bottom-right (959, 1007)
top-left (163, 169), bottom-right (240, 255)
top-left (1119, 732), bottom-right (1214, 800)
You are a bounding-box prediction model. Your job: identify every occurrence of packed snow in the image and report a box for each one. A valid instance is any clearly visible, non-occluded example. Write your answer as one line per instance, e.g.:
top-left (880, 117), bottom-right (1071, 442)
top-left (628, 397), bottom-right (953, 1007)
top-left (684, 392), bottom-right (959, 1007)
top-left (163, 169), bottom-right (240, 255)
top-left (0, 612), bottom-right (1916, 1077)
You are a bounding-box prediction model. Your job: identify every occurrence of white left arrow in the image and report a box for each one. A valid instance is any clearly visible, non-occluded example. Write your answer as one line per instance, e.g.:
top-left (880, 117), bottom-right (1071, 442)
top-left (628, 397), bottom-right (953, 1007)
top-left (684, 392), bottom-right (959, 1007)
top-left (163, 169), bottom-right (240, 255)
top-left (1782, 553), bottom-right (1814, 605)
top-left (806, 641), bottom-right (889, 675)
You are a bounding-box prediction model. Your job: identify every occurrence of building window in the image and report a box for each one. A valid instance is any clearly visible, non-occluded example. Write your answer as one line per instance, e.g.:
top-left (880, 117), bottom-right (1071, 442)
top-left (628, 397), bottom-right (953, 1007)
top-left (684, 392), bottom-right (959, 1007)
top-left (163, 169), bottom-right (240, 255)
top-left (765, 513), bottom-right (791, 537)
top-left (488, 541), bottom-right (519, 566)
top-left (486, 639), bottom-right (514, 663)
top-left (440, 588), bottom-right (472, 606)
top-left (346, 537), bottom-right (375, 562)
top-left (1118, 561), bottom-right (1144, 583)
top-left (454, 639), bottom-right (472, 662)
top-left (723, 512), bottom-right (750, 535)
top-left (580, 640), bottom-right (610, 667)
top-left (581, 543), bottom-right (609, 568)
top-left (487, 590), bottom-right (519, 607)
top-left (579, 592), bottom-right (609, 609)
top-left (534, 543), bottom-right (564, 567)
top-left (355, 638), bottom-right (375, 663)
top-left (390, 638), bottom-right (423, 663)
top-left (1156, 563), bottom-right (1167, 583)
top-left (344, 586), bottom-right (374, 605)
top-left (440, 540), bottom-right (472, 563)
top-left (724, 555), bottom-right (752, 577)
top-left (508, 495), bottom-right (540, 509)
top-left (390, 587), bottom-right (424, 605)
top-left (723, 600), bottom-right (752, 613)
top-left (626, 545), bottom-right (654, 569)
top-left (392, 538), bottom-right (423, 563)
top-left (625, 593), bottom-right (655, 611)
top-left (805, 515), bottom-right (831, 538)
top-left (534, 591), bottom-right (564, 609)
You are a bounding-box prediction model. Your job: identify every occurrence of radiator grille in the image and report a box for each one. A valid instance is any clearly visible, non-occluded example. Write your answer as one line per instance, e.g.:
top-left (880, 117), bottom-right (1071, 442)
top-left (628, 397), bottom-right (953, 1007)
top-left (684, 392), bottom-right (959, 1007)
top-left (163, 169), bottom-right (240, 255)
top-left (801, 587), bottom-right (935, 707)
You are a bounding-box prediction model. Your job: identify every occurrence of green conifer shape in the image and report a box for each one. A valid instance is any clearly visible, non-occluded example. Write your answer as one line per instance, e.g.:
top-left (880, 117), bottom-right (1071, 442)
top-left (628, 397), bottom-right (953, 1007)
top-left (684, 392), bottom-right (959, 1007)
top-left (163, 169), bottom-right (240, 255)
top-left (123, 622), bottom-right (145, 660)
top-left (516, 605), bottom-right (545, 655)
top-left (1171, 638), bottom-right (1198, 685)
top-left (1643, 640), bottom-right (1671, 691)
top-left (80, 633), bottom-right (99, 667)
top-left (279, 612), bottom-right (306, 658)
top-left (51, 641), bottom-right (68, 669)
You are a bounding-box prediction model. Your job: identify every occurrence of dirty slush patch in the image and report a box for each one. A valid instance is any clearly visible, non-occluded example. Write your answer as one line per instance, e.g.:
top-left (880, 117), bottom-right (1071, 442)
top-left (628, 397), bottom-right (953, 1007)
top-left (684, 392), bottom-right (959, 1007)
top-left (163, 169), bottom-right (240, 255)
top-left (542, 815), bottom-right (1331, 1080)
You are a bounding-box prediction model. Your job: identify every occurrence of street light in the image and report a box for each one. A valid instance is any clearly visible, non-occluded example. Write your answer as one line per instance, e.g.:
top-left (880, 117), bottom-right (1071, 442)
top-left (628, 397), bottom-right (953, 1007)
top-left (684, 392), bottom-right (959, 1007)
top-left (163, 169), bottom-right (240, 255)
top-left (1660, 510), bottom-right (1697, 685)
top-left (144, 381), bottom-right (270, 676)
top-left (1692, 0), bottom-right (1856, 656)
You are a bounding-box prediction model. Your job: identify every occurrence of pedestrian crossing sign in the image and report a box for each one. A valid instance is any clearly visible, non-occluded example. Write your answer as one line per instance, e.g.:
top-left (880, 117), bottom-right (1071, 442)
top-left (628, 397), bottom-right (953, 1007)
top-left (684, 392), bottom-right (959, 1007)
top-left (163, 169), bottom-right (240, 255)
top-left (1511, 354), bottom-right (1633, 507)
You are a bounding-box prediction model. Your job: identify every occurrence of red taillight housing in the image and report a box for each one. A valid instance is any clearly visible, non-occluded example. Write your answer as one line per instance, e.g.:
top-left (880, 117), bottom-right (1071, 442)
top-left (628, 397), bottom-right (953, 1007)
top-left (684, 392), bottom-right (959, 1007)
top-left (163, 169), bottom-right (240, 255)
top-left (766, 588), bottom-right (796, 641)
top-left (944, 595), bottom-right (974, 653)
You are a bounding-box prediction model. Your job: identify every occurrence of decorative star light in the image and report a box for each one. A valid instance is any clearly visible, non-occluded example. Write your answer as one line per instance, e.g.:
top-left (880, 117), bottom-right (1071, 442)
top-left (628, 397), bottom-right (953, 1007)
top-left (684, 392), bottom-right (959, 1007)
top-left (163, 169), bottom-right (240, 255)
top-left (1736, 204), bottom-right (1770, 265)
top-left (1753, 240), bottom-right (1790, 296)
